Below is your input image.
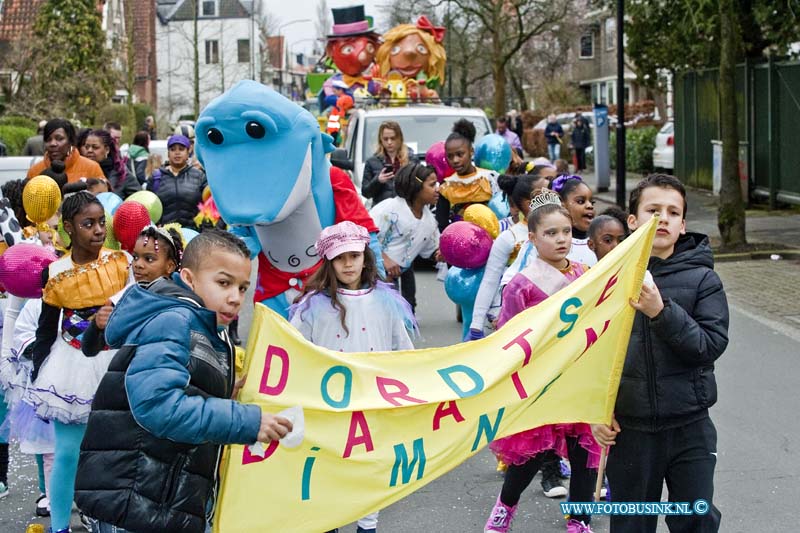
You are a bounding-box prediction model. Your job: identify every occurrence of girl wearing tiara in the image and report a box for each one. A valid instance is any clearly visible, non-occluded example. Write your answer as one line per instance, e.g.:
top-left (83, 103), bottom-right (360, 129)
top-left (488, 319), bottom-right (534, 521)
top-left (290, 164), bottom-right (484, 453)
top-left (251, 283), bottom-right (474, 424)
top-left (82, 225), bottom-right (184, 358)
top-left (435, 119), bottom-right (500, 231)
top-left (290, 221), bottom-right (417, 533)
top-left (484, 190), bottom-right (600, 533)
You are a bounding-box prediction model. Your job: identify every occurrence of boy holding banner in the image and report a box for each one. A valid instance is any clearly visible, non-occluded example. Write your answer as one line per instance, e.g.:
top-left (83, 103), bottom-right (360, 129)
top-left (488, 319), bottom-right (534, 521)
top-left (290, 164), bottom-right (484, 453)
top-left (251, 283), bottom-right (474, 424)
top-left (75, 230), bottom-right (293, 533)
top-left (592, 174), bottom-right (729, 533)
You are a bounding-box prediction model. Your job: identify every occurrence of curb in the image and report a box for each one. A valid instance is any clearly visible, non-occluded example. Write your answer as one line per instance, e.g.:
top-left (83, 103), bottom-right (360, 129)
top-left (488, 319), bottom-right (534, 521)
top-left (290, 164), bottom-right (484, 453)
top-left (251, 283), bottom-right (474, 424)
top-left (714, 250), bottom-right (800, 263)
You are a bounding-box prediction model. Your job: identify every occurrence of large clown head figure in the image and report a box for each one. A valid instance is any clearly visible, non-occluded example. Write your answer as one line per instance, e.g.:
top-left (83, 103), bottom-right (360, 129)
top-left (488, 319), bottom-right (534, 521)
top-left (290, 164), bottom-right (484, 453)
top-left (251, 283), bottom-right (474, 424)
top-left (325, 6), bottom-right (379, 78)
top-left (195, 80), bottom-right (335, 227)
top-left (376, 16), bottom-right (446, 86)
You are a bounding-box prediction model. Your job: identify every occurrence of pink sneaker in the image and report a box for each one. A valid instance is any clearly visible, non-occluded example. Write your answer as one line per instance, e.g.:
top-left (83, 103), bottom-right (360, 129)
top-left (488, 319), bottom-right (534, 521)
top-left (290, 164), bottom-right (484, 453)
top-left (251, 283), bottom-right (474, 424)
top-left (566, 518), bottom-right (594, 532)
top-left (485, 494), bottom-right (517, 532)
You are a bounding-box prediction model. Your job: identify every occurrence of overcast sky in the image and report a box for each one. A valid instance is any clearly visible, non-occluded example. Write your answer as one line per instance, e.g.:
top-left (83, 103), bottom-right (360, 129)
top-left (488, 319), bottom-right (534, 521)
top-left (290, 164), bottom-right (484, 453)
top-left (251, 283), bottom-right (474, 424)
top-left (268, 0), bottom-right (387, 57)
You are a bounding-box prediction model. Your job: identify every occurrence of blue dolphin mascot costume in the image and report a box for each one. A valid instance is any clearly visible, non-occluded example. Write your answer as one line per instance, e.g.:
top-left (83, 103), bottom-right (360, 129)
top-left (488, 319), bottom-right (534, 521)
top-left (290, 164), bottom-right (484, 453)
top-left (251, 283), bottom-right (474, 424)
top-left (195, 80), bottom-right (382, 317)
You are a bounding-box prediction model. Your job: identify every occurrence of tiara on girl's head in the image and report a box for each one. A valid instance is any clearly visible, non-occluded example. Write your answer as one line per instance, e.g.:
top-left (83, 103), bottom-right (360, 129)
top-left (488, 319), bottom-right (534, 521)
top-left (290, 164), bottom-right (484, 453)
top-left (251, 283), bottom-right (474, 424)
top-left (530, 189), bottom-right (563, 212)
top-left (551, 174), bottom-right (582, 193)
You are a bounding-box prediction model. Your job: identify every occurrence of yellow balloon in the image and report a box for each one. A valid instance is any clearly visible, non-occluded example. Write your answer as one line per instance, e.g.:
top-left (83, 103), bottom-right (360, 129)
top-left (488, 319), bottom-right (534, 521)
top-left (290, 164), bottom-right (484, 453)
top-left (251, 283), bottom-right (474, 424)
top-left (464, 203), bottom-right (500, 239)
top-left (23, 176), bottom-right (62, 225)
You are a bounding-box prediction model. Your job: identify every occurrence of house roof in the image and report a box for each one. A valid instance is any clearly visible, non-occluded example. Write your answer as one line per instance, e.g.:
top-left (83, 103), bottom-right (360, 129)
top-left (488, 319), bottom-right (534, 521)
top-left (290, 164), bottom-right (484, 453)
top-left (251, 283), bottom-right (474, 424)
top-left (0, 0), bottom-right (46, 42)
top-left (156, 0), bottom-right (253, 24)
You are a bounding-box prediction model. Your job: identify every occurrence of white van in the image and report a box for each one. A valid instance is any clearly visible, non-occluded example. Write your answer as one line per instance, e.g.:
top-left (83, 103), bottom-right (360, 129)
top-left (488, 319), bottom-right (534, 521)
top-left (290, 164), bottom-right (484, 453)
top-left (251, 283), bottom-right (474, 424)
top-left (0, 156), bottom-right (41, 186)
top-left (341, 105), bottom-right (492, 190)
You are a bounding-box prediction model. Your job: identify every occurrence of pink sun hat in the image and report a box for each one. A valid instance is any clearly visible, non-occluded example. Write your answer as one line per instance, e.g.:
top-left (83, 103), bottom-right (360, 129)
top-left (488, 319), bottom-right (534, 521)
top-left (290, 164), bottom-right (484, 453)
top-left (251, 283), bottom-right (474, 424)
top-left (315, 221), bottom-right (370, 260)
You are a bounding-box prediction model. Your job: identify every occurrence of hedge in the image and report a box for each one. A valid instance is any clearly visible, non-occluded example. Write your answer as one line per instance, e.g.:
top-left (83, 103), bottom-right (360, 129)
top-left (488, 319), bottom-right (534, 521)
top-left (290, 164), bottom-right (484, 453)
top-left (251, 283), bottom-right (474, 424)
top-left (609, 126), bottom-right (658, 174)
top-left (96, 104), bottom-right (137, 144)
top-left (0, 116), bottom-right (38, 130)
top-left (0, 125), bottom-right (37, 155)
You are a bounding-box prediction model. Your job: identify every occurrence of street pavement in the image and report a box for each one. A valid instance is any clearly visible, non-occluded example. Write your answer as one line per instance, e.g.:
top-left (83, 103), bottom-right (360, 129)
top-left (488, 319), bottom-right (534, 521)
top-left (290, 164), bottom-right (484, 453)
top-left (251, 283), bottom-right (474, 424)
top-left (1, 172), bottom-right (798, 532)
top-left (3, 258), bottom-right (800, 532)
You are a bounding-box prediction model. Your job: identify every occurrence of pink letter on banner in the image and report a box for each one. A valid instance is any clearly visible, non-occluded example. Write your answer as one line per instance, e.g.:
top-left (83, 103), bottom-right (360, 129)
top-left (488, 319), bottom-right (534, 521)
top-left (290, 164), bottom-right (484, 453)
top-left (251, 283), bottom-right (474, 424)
top-left (343, 411), bottom-right (375, 458)
top-left (242, 439), bottom-right (279, 465)
top-left (260, 345), bottom-right (289, 396)
top-left (432, 401), bottom-right (465, 431)
top-left (376, 376), bottom-right (426, 407)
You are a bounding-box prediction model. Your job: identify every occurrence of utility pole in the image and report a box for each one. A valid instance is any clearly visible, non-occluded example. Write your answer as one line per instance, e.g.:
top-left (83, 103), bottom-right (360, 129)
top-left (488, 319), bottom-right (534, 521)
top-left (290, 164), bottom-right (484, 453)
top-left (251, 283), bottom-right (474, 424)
top-left (615, 0), bottom-right (626, 208)
top-left (193, 0), bottom-right (200, 118)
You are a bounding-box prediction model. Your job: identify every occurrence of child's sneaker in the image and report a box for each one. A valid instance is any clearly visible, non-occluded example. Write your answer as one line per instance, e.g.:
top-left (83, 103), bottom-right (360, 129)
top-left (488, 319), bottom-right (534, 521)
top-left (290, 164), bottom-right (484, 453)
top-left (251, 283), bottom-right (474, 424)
top-left (36, 494), bottom-right (50, 516)
top-left (0, 481), bottom-right (8, 498)
top-left (541, 476), bottom-right (568, 498)
top-left (485, 494), bottom-right (517, 532)
top-left (566, 519), bottom-right (594, 533)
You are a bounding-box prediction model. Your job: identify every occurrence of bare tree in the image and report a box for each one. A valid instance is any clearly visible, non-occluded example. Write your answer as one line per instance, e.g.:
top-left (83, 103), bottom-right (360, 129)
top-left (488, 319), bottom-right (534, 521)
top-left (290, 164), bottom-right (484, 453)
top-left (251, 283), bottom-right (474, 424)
top-left (448, 0), bottom-right (569, 117)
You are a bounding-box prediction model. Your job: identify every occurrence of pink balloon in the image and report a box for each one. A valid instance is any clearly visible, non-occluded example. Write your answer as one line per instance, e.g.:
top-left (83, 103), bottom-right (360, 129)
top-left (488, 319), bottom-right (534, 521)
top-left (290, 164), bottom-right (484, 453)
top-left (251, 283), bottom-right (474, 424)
top-left (425, 141), bottom-right (454, 182)
top-left (0, 243), bottom-right (58, 299)
top-left (439, 221), bottom-right (493, 269)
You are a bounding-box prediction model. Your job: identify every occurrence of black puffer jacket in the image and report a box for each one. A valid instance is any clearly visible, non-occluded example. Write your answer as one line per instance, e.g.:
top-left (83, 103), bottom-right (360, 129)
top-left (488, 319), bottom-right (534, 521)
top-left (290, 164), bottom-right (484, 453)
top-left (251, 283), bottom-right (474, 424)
top-left (147, 164), bottom-right (207, 227)
top-left (615, 233), bottom-right (729, 432)
top-left (361, 150), bottom-right (416, 205)
top-left (75, 278), bottom-right (259, 532)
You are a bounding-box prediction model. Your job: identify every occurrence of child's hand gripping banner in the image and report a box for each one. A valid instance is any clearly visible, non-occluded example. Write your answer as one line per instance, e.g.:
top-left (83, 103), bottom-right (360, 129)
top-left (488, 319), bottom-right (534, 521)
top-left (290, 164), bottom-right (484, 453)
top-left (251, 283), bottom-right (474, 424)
top-left (215, 217), bottom-right (658, 532)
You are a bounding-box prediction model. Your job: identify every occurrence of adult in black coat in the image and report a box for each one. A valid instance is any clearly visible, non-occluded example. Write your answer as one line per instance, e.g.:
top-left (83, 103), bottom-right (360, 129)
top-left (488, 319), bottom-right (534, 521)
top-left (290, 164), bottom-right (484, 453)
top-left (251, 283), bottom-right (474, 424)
top-left (570, 116), bottom-right (591, 171)
top-left (361, 121), bottom-right (414, 205)
top-left (146, 134), bottom-right (207, 228)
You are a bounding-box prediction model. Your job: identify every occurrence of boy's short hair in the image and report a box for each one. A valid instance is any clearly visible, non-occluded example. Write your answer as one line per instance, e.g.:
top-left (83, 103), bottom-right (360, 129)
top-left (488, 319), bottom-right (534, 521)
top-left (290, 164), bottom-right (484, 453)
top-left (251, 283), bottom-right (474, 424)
top-left (181, 229), bottom-right (250, 272)
top-left (629, 174), bottom-right (687, 218)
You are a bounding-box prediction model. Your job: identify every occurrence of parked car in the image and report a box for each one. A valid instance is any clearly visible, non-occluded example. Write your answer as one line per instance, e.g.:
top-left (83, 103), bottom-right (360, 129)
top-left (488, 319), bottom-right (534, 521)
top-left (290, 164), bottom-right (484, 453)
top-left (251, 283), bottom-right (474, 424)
top-left (120, 139), bottom-right (168, 162)
top-left (533, 112), bottom-right (595, 135)
top-left (342, 105), bottom-right (492, 190)
top-left (652, 121), bottom-right (674, 171)
top-left (0, 156), bottom-right (41, 186)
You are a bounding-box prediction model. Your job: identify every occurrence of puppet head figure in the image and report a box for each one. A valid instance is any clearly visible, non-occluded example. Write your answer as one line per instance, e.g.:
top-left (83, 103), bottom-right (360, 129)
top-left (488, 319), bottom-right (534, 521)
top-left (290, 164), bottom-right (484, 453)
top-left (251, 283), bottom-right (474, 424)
top-left (376, 16), bottom-right (446, 84)
top-left (325, 6), bottom-right (380, 77)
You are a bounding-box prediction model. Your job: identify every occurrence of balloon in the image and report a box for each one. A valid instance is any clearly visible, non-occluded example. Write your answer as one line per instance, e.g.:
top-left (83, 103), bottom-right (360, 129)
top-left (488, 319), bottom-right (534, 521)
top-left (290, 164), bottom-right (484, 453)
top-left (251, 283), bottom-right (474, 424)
top-left (23, 176), bottom-right (61, 225)
top-left (125, 190), bottom-right (163, 224)
top-left (0, 243), bottom-right (58, 298)
top-left (474, 134), bottom-right (512, 173)
top-left (488, 193), bottom-right (510, 220)
top-left (104, 210), bottom-right (121, 250)
top-left (444, 266), bottom-right (484, 306)
top-left (180, 228), bottom-right (199, 245)
top-left (439, 221), bottom-right (493, 269)
top-left (425, 141), bottom-right (453, 182)
top-left (96, 192), bottom-right (123, 215)
top-left (113, 202), bottom-right (151, 252)
top-left (463, 204), bottom-right (500, 239)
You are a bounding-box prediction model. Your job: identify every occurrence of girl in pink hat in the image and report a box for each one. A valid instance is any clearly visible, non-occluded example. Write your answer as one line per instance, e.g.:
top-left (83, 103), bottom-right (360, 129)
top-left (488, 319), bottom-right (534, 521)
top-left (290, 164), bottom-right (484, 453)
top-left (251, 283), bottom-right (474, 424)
top-left (289, 220), bottom-right (417, 533)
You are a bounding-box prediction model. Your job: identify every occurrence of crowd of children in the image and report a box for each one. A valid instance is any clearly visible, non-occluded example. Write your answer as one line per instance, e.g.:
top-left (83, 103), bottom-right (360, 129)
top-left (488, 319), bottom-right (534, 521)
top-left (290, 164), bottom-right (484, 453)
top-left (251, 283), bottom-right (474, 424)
top-left (0, 115), bottom-right (728, 533)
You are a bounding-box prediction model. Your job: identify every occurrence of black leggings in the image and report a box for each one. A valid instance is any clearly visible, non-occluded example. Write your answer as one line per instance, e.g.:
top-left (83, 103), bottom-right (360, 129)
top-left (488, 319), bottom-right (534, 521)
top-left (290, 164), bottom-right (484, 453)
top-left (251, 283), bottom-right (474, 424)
top-left (500, 438), bottom-right (597, 524)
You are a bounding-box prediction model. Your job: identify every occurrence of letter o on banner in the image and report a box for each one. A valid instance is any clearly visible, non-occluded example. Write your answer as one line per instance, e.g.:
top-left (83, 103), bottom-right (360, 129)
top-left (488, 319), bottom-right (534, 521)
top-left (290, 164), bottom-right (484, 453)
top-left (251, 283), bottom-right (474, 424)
top-left (320, 365), bottom-right (353, 409)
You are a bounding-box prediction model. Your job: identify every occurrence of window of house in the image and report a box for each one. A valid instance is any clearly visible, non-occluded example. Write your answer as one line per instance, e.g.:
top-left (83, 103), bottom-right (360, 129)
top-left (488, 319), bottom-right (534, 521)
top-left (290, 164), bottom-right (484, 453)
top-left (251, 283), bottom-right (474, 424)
top-left (607, 80), bottom-right (615, 104)
top-left (205, 40), bottom-right (219, 64)
top-left (599, 82), bottom-right (607, 104)
top-left (237, 39), bottom-right (250, 63)
top-left (579, 34), bottom-right (593, 59)
top-left (201, 1), bottom-right (217, 17)
top-left (605, 18), bottom-right (616, 50)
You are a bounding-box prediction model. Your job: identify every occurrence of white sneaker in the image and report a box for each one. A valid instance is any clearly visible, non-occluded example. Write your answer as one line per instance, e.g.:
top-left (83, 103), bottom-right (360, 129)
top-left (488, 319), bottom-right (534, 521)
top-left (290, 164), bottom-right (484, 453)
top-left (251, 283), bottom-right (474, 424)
top-left (0, 481), bottom-right (8, 499)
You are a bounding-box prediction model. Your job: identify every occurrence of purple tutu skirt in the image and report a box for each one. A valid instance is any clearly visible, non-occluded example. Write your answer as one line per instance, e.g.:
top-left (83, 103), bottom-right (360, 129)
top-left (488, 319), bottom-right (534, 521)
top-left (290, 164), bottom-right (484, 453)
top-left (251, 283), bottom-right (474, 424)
top-left (489, 423), bottom-right (601, 469)
top-left (0, 399), bottom-right (55, 454)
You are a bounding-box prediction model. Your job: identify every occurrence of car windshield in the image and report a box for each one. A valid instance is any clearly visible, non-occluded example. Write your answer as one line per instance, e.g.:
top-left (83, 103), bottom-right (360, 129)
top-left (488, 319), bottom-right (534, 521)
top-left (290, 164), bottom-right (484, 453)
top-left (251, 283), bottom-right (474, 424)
top-left (363, 114), bottom-right (490, 157)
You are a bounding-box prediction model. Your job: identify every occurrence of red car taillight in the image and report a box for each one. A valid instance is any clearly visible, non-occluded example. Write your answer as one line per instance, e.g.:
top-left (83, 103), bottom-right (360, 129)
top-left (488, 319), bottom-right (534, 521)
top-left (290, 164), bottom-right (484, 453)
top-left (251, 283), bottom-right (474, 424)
top-left (667, 135), bottom-right (674, 146)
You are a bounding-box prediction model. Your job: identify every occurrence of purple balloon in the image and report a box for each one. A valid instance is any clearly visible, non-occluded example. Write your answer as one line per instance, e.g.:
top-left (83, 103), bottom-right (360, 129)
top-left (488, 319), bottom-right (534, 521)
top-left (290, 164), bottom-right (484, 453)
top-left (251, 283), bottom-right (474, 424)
top-left (425, 141), bottom-right (454, 182)
top-left (439, 221), bottom-right (493, 269)
top-left (0, 243), bottom-right (58, 299)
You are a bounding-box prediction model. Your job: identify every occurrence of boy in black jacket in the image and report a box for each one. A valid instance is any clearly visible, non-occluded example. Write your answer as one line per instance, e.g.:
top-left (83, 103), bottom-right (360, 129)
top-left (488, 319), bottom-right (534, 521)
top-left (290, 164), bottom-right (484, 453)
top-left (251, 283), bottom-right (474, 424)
top-left (592, 174), bottom-right (729, 533)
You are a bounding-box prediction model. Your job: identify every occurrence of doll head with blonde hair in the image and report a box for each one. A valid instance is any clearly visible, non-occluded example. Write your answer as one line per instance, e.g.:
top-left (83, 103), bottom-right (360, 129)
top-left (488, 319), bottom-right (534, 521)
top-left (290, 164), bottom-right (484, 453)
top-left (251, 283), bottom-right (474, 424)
top-left (376, 16), bottom-right (446, 87)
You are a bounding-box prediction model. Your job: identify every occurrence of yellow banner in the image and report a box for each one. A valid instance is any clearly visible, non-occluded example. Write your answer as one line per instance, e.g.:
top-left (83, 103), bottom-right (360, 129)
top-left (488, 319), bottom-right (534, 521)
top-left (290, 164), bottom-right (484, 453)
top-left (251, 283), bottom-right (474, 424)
top-left (215, 217), bottom-right (657, 533)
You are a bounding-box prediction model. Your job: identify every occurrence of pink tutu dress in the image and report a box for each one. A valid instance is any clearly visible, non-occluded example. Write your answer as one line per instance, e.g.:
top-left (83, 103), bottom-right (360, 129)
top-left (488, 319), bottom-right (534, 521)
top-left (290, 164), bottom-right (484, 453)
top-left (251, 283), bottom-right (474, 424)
top-left (489, 258), bottom-right (601, 469)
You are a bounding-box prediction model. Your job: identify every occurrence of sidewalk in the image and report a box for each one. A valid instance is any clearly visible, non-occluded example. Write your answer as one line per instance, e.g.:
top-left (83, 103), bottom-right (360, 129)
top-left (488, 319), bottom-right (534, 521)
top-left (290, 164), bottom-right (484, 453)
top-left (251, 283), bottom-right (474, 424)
top-left (583, 170), bottom-right (800, 335)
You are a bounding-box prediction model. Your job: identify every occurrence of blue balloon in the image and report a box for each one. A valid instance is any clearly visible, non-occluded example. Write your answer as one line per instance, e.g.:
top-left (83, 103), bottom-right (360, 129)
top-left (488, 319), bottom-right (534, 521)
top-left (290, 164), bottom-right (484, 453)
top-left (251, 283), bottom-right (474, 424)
top-left (474, 134), bottom-right (512, 173)
top-left (96, 192), bottom-right (123, 215)
top-left (488, 193), bottom-right (510, 220)
top-left (444, 266), bottom-right (485, 306)
top-left (180, 228), bottom-right (199, 244)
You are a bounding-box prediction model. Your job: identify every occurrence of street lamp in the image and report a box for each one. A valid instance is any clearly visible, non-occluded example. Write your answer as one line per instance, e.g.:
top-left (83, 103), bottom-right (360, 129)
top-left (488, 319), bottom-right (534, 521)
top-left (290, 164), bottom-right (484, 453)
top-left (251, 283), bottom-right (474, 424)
top-left (276, 18), bottom-right (311, 96)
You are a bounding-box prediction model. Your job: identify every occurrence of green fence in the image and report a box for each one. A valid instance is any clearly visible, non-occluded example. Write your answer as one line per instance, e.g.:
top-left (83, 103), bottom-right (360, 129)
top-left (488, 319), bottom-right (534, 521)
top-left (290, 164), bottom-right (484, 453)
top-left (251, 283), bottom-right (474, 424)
top-left (675, 59), bottom-right (800, 206)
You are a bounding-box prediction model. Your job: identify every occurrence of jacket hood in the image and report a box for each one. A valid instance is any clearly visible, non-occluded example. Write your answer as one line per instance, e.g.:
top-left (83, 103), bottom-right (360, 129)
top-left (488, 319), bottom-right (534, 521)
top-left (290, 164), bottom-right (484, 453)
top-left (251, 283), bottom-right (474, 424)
top-left (128, 145), bottom-right (148, 159)
top-left (105, 276), bottom-right (216, 346)
top-left (649, 232), bottom-right (714, 275)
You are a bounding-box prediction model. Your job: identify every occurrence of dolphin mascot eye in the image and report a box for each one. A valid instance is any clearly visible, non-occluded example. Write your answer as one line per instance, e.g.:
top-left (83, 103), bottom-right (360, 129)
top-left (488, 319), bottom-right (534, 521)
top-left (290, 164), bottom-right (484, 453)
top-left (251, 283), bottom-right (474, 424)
top-left (207, 128), bottom-right (224, 145)
top-left (246, 121), bottom-right (266, 139)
